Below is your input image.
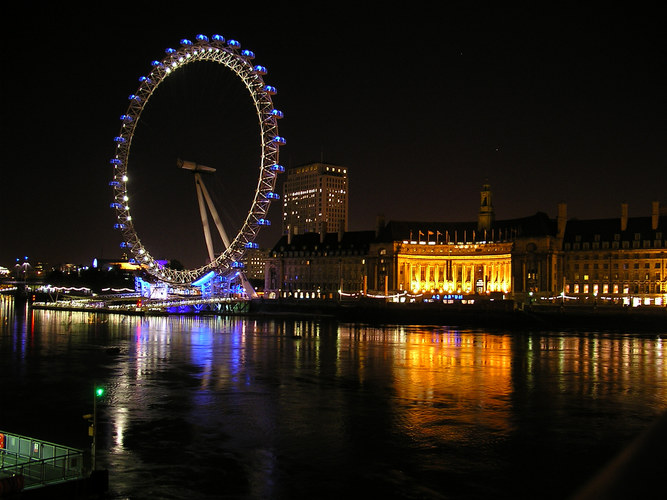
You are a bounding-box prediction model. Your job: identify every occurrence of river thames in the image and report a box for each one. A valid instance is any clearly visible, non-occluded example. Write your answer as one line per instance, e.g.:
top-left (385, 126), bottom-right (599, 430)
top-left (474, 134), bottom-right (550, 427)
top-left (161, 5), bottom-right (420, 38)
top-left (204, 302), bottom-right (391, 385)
top-left (1, 295), bottom-right (665, 499)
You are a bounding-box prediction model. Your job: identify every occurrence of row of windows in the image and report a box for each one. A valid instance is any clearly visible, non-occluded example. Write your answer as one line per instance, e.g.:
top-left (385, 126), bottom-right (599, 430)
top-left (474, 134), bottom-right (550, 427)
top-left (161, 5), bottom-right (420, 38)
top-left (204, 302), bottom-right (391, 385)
top-left (570, 262), bottom-right (662, 269)
top-left (570, 273), bottom-right (662, 281)
top-left (568, 253), bottom-right (662, 260)
top-left (573, 232), bottom-right (663, 242)
top-left (565, 240), bottom-right (664, 250)
top-left (566, 283), bottom-right (665, 294)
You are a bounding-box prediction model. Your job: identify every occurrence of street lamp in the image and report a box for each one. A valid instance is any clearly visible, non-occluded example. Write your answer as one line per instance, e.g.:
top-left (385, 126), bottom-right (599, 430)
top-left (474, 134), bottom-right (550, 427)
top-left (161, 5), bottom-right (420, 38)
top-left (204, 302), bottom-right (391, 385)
top-left (91, 384), bottom-right (105, 470)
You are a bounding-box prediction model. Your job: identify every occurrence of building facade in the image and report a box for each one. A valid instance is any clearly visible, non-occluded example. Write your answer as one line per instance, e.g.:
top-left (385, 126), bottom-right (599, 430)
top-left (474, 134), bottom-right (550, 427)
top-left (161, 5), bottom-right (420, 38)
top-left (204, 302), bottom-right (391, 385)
top-left (282, 162), bottom-right (348, 236)
top-left (264, 231), bottom-right (372, 299)
top-left (265, 184), bottom-right (665, 307)
top-left (561, 202), bottom-right (666, 306)
top-left (241, 247), bottom-right (269, 287)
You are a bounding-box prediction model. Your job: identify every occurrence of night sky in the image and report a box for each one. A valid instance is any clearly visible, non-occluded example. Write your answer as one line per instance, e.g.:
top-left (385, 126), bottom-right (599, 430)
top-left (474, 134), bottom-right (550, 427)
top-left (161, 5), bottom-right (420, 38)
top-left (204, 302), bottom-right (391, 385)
top-left (1, 5), bottom-right (664, 269)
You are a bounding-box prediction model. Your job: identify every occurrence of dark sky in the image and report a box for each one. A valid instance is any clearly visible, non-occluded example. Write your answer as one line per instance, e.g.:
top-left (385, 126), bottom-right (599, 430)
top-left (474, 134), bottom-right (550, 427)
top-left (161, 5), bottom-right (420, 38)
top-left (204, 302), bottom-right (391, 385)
top-left (1, 5), bottom-right (664, 269)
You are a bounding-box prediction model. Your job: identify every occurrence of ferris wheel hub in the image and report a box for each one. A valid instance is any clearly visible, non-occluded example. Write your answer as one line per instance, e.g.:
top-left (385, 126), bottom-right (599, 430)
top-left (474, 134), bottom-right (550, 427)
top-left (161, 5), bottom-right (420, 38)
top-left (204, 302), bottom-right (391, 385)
top-left (177, 158), bottom-right (216, 173)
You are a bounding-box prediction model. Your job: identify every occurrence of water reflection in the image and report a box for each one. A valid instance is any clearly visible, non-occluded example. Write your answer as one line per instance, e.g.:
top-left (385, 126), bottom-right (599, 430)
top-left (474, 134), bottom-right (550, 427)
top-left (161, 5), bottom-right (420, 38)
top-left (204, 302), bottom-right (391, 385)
top-left (1, 299), bottom-right (665, 499)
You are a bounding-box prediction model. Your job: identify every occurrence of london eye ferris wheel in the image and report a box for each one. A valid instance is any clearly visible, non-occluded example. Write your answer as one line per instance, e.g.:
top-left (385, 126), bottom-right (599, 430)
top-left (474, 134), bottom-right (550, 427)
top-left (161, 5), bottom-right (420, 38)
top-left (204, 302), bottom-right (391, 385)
top-left (109, 34), bottom-right (285, 285)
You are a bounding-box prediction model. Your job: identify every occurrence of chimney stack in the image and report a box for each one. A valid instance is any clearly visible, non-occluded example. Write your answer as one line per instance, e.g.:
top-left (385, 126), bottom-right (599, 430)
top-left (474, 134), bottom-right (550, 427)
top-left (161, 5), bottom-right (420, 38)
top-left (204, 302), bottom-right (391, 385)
top-left (557, 202), bottom-right (567, 239)
top-left (621, 203), bottom-right (628, 231)
top-left (375, 214), bottom-right (385, 238)
top-left (320, 222), bottom-right (326, 243)
top-left (652, 201), bottom-right (660, 230)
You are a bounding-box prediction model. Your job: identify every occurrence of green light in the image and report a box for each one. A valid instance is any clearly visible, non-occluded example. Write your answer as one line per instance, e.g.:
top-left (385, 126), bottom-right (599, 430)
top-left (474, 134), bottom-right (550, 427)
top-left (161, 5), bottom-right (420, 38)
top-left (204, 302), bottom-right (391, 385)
top-left (95, 387), bottom-right (105, 398)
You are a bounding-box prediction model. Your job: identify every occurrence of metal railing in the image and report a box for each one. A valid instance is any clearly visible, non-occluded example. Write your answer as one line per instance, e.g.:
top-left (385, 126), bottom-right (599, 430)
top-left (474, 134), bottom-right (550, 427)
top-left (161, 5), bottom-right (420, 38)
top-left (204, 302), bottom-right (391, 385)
top-left (0, 431), bottom-right (84, 490)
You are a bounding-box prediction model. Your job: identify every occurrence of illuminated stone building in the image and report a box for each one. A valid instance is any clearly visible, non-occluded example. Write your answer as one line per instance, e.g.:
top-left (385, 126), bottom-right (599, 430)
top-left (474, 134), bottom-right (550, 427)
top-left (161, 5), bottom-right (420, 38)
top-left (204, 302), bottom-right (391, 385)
top-left (367, 211), bottom-right (561, 298)
top-left (282, 162), bottom-right (348, 236)
top-left (266, 182), bottom-right (665, 307)
top-left (265, 183), bottom-right (562, 300)
top-left (264, 230), bottom-right (373, 299)
top-left (561, 202), bottom-right (666, 306)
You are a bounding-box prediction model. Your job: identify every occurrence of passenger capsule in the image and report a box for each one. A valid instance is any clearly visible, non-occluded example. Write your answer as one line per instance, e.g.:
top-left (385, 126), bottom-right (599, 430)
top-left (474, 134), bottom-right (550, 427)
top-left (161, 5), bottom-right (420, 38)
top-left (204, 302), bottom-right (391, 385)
top-left (120, 114), bottom-right (133, 123)
top-left (129, 94), bottom-right (141, 102)
top-left (227, 39), bottom-right (241, 49)
top-left (253, 65), bottom-right (267, 75)
top-left (269, 164), bottom-right (285, 173)
top-left (212, 34), bottom-right (225, 43)
top-left (270, 109), bottom-right (284, 119)
top-left (165, 47), bottom-right (176, 55)
top-left (109, 181), bottom-right (120, 187)
top-left (180, 38), bottom-right (193, 46)
top-left (263, 85), bottom-right (277, 95)
top-left (110, 158), bottom-right (123, 165)
top-left (196, 34), bottom-right (209, 42)
top-left (231, 261), bottom-right (245, 268)
top-left (241, 49), bottom-right (255, 59)
top-left (257, 219), bottom-right (271, 226)
top-left (151, 60), bottom-right (164, 68)
top-left (138, 76), bottom-right (151, 84)
top-left (114, 136), bottom-right (127, 144)
top-left (245, 242), bottom-right (259, 249)
top-left (272, 136), bottom-right (286, 145)
top-left (266, 192), bottom-right (280, 199)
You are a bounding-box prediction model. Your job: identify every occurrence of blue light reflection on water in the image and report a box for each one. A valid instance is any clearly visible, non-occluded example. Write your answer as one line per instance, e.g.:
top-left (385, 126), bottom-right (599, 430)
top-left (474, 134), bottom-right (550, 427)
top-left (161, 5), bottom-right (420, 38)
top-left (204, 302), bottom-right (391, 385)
top-left (0, 296), bottom-right (665, 499)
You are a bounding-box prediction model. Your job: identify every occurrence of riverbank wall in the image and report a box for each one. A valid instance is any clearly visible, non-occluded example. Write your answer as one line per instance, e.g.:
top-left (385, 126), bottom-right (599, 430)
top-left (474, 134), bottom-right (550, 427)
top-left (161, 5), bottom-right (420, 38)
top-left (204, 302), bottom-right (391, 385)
top-left (249, 298), bottom-right (667, 332)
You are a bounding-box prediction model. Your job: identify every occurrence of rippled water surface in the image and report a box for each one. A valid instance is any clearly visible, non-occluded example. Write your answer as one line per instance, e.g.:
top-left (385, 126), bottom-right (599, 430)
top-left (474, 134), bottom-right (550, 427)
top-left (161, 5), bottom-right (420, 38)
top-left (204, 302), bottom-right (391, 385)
top-left (1, 296), bottom-right (666, 499)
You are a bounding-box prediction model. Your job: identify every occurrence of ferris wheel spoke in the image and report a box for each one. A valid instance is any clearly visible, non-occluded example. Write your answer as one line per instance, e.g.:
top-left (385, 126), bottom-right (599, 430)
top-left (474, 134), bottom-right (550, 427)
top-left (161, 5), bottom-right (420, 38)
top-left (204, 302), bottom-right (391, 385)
top-left (195, 175), bottom-right (216, 264)
top-left (197, 174), bottom-right (231, 250)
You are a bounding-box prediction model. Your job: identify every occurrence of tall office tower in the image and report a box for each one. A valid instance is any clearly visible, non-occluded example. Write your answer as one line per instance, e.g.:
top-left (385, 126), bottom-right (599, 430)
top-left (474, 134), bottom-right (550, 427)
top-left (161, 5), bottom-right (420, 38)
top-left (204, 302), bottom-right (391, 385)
top-left (282, 162), bottom-right (349, 236)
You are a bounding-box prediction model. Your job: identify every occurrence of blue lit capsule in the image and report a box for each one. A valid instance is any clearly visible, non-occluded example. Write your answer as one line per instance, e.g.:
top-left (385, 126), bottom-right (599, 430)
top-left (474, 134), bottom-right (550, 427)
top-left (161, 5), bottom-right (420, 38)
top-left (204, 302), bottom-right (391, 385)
top-left (120, 114), bottom-right (133, 123)
top-left (110, 202), bottom-right (122, 208)
top-left (151, 60), bottom-right (163, 68)
top-left (196, 34), bottom-right (209, 42)
top-left (272, 136), bottom-right (286, 145)
top-left (231, 261), bottom-right (245, 268)
top-left (109, 181), bottom-right (120, 187)
top-left (120, 242), bottom-right (129, 248)
top-left (139, 76), bottom-right (151, 84)
top-left (263, 85), bottom-right (277, 95)
top-left (253, 65), bottom-right (267, 75)
top-left (114, 136), bottom-right (126, 143)
top-left (245, 242), bottom-right (259, 249)
top-left (227, 39), bottom-right (241, 49)
top-left (212, 34), bottom-right (225, 43)
top-left (266, 192), bottom-right (280, 199)
top-left (270, 164), bottom-right (285, 173)
top-left (241, 49), bottom-right (255, 59)
top-left (165, 47), bottom-right (176, 54)
top-left (129, 94), bottom-right (141, 102)
top-left (180, 38), bottom-right (193, 46)
top-left (110, 158), bottom-right (123, 165)
top-left (270, 109), bottom-right (284, 119)
top-left (257, 219), bottom-right (271, 226)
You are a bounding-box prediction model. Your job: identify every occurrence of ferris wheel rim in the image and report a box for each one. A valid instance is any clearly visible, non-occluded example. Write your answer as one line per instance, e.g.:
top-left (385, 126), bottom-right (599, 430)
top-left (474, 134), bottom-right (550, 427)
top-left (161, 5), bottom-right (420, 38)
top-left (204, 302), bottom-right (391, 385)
top-left (109, 34), bottom-right (285, 284)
